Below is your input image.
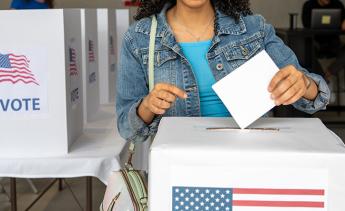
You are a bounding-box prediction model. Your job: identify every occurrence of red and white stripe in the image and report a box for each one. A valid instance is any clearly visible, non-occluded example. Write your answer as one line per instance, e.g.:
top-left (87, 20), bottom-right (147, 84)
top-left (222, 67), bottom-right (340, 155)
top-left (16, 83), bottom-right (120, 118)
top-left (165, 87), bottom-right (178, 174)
top-left (232, 188), bottom-right (325, 210)
top-left (88, 51), bottom-right (95, 62)
top-left (9, 54), bottom-right (31, 71)
top-left (0, 54), bottom-right (38, 85)
top-left (69, 49), bottom-right (78, 76)
top-left (88, 40), bottom-right (96, 62)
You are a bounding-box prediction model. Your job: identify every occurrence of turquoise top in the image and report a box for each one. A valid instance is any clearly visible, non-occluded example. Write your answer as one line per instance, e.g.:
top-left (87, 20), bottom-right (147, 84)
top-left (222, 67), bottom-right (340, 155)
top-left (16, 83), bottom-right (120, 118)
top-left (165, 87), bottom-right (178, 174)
top-left (180, 40), bottom-right (230, 117)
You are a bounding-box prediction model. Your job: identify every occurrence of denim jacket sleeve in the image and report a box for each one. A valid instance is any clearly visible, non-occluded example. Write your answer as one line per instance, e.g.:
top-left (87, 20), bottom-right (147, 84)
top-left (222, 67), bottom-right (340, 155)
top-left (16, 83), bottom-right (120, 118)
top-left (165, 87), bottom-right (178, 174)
top-left (262, 18), bottom-right (330, 114)
top-left (116, 30), bottom-right (160, 143)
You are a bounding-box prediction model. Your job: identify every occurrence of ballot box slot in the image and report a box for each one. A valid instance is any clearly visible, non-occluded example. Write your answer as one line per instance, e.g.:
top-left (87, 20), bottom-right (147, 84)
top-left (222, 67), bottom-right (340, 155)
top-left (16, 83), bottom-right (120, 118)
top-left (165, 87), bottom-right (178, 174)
top-left (206, 127), bottom-right (280, 132)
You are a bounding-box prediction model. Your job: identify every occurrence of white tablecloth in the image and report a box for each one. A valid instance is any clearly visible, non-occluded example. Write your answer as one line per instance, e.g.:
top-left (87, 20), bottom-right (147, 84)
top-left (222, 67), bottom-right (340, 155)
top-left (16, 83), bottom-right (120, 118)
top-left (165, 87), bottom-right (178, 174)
top-left (0, 105), bottom-right (127, 184)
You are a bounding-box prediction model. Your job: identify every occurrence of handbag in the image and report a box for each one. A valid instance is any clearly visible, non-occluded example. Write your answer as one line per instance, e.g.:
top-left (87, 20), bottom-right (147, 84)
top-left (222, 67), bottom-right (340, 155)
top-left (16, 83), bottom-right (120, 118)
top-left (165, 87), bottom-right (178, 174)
top-left (100, 15), bottom-right (158, 211)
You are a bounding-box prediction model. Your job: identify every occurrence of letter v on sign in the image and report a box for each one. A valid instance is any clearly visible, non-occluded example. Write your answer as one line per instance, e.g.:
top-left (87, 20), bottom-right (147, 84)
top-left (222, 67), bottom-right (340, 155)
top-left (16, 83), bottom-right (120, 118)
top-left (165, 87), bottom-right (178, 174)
top-left (0, 99), bottom-right (10, 111)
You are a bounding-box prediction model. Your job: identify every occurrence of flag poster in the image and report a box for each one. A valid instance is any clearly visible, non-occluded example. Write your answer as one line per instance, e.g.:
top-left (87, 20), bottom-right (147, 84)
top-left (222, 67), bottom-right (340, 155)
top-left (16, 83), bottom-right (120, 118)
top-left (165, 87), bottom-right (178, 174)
top-left (68, 40), bottom-right (80, 109)
top-left (87, 37), bottom-right (97, 84)
top-left (88, 39), bottom-right (95, 63)
top-left (171, 166), bottom-right (328, 211)
top-left (0, 49), bottom-right (48, 119)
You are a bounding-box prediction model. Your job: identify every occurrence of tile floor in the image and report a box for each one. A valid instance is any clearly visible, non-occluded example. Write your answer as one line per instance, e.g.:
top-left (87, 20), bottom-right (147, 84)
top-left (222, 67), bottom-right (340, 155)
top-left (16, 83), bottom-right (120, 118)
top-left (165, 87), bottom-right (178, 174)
top-left (0, 178), bottom-right (105, 211)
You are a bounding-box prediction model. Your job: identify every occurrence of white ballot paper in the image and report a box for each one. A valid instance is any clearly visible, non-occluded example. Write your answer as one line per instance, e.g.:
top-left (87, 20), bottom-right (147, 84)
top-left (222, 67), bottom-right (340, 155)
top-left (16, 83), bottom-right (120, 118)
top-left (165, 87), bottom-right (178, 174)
top-left (212, 50), bottom-right (279, 129)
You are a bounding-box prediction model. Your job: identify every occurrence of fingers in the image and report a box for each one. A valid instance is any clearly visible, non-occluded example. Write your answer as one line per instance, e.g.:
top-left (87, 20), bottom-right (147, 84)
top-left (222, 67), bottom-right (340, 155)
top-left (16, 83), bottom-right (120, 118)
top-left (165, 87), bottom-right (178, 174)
top-left (283, 88), bottom-right (305, 105)
top-left (271, 73), bottom-right (298, 101)
top-left (155, 83), bottom-right (187, 99)
top-left (157, 90), bottom-right (176, 103)
top-left (148, 103), bottom-right (166, 115)
top-left (145, 95), bottom-right (171, 115)
top-left (274, 83), bottom-right (300, 105)
top-left (268, 66), bottom-right (293, 92)
top-left (269, 66), bottom-right (307, 106)
top-left (152, 97), bottom-right (171, 110)
top-left (145, 83), bottom-right (187, 115)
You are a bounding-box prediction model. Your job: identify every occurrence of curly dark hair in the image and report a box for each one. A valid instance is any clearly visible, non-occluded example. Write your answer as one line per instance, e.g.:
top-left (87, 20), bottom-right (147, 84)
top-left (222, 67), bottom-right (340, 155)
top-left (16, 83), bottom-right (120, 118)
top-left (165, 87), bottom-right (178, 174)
top-left (134, 0), bottom-right (252, 21)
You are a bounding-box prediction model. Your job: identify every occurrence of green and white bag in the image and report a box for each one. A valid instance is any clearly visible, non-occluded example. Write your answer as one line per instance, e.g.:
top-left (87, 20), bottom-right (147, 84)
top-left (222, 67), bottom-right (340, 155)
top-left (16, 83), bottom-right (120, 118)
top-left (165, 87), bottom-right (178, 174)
top-left (100, 15), bottom-right (157, 211)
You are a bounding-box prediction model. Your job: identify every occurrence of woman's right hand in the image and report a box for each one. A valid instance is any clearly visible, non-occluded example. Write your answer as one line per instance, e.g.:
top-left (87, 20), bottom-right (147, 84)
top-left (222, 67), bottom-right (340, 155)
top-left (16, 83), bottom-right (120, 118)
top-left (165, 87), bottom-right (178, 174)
top-left (138, 83), bottom-right (187, 124)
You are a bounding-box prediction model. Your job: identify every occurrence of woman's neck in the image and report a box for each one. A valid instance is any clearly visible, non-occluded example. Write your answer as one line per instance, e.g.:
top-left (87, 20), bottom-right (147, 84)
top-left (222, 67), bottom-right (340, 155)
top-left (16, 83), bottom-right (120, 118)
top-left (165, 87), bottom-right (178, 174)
top-left (167, 1), bottom-right (215, 42)
top-left (173, 1), bottom-right (215, 31)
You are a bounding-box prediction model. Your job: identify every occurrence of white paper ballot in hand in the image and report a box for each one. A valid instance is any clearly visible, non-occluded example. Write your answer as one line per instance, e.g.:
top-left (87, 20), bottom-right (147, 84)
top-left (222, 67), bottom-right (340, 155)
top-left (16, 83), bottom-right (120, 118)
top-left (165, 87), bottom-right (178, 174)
top-left (212, 50), bottom-right (279, 129)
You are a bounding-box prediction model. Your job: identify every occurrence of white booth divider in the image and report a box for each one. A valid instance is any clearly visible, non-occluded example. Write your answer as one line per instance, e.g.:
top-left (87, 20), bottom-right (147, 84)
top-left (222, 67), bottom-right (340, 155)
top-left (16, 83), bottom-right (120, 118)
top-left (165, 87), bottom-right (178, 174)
top-left (81, 9), bottom-right (100, 124)
top-left (0, 9), bottom-right (83, 157)
top-left (116, 9), bottom-right (130, 66)
top-left (97, 9), bottom-right (129, 105)
top-left (98, 9), bottom-right (115, 105)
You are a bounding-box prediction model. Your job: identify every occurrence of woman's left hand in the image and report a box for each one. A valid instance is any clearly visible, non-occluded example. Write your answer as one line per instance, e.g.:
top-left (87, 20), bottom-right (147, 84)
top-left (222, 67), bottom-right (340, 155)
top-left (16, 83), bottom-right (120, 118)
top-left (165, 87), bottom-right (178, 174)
top-left (268, 65), bottom-right (309, 106)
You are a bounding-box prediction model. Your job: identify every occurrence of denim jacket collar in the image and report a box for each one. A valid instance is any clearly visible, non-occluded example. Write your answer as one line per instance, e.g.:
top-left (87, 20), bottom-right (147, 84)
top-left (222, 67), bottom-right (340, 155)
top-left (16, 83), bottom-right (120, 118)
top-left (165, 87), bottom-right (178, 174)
top-left (135, 3), bottom-right (247, 58)
top-left (135, 3), bottom-right (247, 38)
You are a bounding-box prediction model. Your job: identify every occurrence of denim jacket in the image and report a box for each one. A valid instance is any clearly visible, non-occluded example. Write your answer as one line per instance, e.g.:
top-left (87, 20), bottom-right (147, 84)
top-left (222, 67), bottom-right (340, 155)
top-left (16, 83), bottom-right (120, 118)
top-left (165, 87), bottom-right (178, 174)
top-left (116, 5), bottom-right (330, 143)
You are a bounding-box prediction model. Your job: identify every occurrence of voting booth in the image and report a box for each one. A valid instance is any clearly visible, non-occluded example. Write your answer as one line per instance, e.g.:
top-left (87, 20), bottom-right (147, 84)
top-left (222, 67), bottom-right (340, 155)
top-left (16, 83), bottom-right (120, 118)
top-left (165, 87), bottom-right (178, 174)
top-left (149, 117), bottom-right (345, 211)
top-left (97, 9), bottom-right (122, 104)
top-left (97, 9), bottom-right (129, 105)
top-left (116, 9), bottom-right (130, 66)
top-left (0, 9), bottom-right (83, 157)
top-left (81, 9), bottom-right (100, 124)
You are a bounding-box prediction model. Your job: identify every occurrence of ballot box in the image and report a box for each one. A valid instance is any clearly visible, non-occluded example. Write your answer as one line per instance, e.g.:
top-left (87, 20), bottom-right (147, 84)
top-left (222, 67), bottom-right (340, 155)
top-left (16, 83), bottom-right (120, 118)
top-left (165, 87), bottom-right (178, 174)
top-left (81, 9), bottom-right (100, 124)
top-left (0, 9), bottom-right (83, 157)
top-left (149, 117), bottom-right (345, 211)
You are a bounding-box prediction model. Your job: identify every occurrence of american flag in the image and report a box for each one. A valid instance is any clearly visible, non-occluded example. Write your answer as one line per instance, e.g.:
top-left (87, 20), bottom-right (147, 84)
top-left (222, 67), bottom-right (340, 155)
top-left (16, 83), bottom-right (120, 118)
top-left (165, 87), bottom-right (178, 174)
top-left (69, 48), bottom-right (78, 76)
top-left (172, 186), bottom-right (325, 211)
top-left (88, 40), bottom-right (95, 62)
top-left (0, 53), bottom-right (39, 86)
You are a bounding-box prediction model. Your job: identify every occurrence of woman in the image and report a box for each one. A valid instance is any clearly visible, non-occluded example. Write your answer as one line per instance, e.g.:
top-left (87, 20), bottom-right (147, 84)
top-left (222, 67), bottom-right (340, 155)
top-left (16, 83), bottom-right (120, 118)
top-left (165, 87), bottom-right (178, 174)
top-left (11, 0), bottom-right (53, 9)
top-left (116, 0), bottom-right (330, 143)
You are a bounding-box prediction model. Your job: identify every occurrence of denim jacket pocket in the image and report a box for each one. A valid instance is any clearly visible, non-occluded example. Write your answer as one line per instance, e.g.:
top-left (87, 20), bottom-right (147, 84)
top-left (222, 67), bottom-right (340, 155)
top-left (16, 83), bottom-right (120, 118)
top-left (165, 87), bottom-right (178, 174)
top-left (222, 32), bottom-right (263, 70)
top-left (141, 48), bottom-right (178, 86)
top-left (141, 48), bottom-right (177, 66)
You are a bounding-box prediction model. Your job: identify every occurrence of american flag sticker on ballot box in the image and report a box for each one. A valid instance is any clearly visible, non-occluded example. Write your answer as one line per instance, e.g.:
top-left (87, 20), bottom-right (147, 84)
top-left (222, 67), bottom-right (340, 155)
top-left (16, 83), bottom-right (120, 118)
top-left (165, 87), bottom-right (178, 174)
top-left (168, 167), bottom-right (328, 211)
top-left (172, 186), bottom-right (325, 211)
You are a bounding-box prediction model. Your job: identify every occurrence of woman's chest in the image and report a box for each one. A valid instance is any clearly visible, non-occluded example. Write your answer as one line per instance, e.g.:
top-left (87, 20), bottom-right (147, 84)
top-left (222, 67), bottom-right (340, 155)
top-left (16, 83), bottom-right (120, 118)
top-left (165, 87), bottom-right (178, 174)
top-left (139, 31), bottom-right (265, 85)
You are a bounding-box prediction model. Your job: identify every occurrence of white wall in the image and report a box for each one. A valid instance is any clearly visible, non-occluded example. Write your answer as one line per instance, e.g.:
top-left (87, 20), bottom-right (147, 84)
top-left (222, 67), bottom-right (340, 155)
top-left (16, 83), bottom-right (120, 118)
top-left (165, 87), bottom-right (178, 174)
top-left (251, 0), bottom-right (305, 28)
top-left (1, 0), bottom-right (345, 27)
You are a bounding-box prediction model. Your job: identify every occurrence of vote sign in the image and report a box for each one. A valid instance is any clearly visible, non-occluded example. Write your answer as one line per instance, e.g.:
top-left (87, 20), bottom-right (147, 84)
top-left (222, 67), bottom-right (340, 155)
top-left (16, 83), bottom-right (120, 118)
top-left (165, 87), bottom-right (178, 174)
top-left (0, 50), bottom-right (48, 118)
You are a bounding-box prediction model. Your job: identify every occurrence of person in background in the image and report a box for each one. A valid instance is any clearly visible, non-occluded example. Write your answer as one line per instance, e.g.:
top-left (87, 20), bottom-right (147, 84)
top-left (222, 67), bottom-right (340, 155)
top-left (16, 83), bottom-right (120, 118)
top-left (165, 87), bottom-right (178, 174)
top-left (116, 0), bottom-right (330, 143)
top-left (302, 0), bottom-right (345, 79)
top-left (11, 0), bottom-right (54, 9)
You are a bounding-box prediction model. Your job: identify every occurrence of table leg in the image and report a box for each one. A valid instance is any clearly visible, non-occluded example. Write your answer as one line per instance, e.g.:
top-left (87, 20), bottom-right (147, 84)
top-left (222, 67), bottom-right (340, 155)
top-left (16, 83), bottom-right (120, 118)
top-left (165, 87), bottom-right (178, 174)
top-left (25, 179), bottom-right (58, 211)
top-left (86, 177), bottom-right (92, 211)
top-left (58, 178), bottom-right (64, 191)
top-left (10, 178), bottom-right (17, 211)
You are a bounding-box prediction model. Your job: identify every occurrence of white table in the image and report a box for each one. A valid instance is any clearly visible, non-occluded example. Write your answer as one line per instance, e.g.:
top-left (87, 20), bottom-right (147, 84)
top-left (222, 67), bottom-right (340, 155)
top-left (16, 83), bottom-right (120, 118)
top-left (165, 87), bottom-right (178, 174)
top-left (0, 105), bottom-right (127, 211)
